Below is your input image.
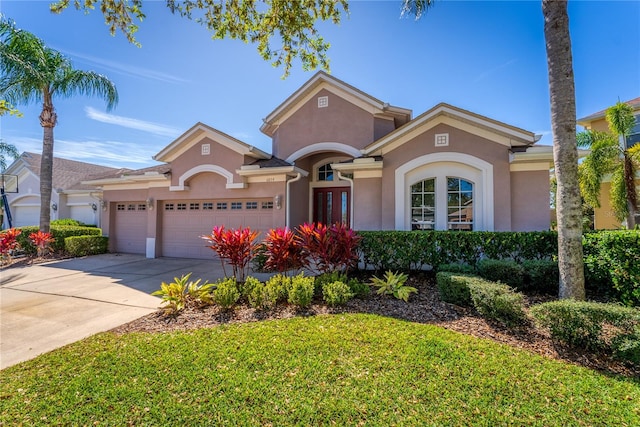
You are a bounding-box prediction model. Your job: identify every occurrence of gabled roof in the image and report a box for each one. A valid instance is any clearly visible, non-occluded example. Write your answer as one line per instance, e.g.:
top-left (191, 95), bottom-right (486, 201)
top-left (577, 97), bottom-right (640, 125)
top-left (154, 122), bottom-right (270, 163)
top-left (364, 103), bottom-right (540, 156)
top-left (81, 164), bottom-right (171, 186)
top-left (260, 71), bottom-right (412, 137)
top-left (8, 152), bottom-right (120, 191)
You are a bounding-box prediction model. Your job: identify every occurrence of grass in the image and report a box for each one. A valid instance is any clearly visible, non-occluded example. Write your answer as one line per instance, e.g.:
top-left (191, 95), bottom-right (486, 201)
top-left (1, 314), bottom-right (638, 426)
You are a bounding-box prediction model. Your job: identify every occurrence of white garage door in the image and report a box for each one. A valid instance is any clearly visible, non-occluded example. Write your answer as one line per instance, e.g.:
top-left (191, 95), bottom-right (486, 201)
top-left (70, 205), bottom-right (97, 226)
top-left (13, 205), bottom-right (40, 227)
top-left (113, 202), bottom-right (147, 254)
top-left (161, 199), bottom-right (275, 259)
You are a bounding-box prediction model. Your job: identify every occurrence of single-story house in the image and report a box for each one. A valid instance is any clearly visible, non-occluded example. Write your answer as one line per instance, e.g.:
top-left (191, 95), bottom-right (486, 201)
top-left (86, 72), bottom-right (554, 259)
top-left (577, 97), bottom-right (640, 229)
top-left (1, 152), bottom-right (121, 228)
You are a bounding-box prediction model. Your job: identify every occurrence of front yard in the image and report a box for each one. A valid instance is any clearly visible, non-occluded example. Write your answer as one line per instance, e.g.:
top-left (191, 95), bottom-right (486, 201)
top-left (1, 314), bottom-right (638, 426)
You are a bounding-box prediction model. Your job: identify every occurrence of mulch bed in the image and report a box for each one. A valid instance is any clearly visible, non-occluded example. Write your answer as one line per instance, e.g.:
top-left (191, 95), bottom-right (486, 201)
top-left (110, 272), bottom-right (640, 379)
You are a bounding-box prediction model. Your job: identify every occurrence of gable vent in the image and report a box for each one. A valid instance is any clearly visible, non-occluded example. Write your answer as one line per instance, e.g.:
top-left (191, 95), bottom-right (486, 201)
top-left (318, 96), bottom-right (329, 108)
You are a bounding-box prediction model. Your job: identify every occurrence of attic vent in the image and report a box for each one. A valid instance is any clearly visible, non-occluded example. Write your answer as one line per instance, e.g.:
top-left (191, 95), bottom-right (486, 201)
top-left (202, 144), bottom-right (210, 155)
top-left (435, 133), bottom-right (449, 147)
top-left (318, 96), bottom-right (328, 108)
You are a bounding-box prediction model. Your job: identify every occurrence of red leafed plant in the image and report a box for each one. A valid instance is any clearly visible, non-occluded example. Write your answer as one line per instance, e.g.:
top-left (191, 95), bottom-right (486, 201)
top-left (263, 227), bottom-right (305, 274)
top-left (201, 226), bottom-right (260, 281)
top-left (0, 228), bottom-right (22, 264)
top-left (29, 231), bottom-right (55, 258)
top-left (296, 222), bottom-right (362, 274)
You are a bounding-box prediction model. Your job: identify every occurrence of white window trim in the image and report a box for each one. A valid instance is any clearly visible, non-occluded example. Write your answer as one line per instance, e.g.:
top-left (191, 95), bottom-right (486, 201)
top-left (395, 152), bottom-right (494, 231)
top-left (285, 142), bottom-right (361, 164)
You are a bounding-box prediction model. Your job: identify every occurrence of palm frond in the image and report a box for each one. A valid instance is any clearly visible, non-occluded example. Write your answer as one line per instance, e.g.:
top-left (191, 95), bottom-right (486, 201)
top-left (606, 101), bottom-right (635, 137)
top-left (0, 140), bottom-right (20, 171)
top-left (54, 69), bottom-right (119, 111)
top-left (401, 0), bottom-right (436, 19)
top-left (609, 167), bottom-right (628, 223)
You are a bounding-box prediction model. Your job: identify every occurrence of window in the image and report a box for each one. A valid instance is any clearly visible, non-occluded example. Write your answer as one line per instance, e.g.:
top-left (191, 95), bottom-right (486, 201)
top-left (246, 202), bottom-right (258, 210)
top-left (231, 202), bottom-right (242, 210)
top-left (190, 203), bottom-right (200, 210)
top-left (127, 204), bottom-right (136, 211)
top-left (217, 202), bottom-right (228, 210)
top-left (117, 204), bottom-right (125, 211)
top-left (138, 204), bottom-right (147, 211)
top-left (626, 114), bottom-right (640, 149)
top-left (177, 203), bottom-right (187, 211)
top-left (411, 178), bottom-right (436, 230)
top-left (262, 201), bottom-right (273, 210)
top-left (165, 203), bottom-right (174, 211)
top-left (447, 178), bottom-right (474, 231)
top-left (203, 202), bottom-right (213, 210)
top-left (318, 163), bottom-right (334, 181)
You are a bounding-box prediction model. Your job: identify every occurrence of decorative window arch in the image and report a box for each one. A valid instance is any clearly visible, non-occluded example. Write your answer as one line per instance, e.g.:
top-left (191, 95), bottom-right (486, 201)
top-left (395, 152), bottom-right (493, 231)
top-left (285, 142), bottom-right (361, 164)
top-left (170, 164), bottom-right (246, 191)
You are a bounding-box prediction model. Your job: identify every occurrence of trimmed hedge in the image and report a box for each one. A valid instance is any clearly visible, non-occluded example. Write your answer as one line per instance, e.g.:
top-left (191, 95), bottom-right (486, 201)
top-left (358, 231), bottom-right (557, 271)
top-left (64, 235), bottom-right (108, 257)
top-left (530, 300), bottom-right (640, 351)
top-left (522, 259), bottom-right (559, 294)
top-left (16, 225), bottom-right (102, 254)
top-left (435, 272), bottom-right (474, 306)
top-left (467, 280), bottom-right (528, 327)
top-left (476, 259), bottom-right (525, 289)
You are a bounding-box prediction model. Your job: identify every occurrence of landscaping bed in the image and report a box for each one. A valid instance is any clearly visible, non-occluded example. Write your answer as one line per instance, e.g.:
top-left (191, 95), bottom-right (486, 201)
top-left (112, 272), bottom-right (639, 378)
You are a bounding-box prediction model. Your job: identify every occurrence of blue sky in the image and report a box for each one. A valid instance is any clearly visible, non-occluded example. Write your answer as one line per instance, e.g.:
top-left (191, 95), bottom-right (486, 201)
top-left (1, 0), bottom-right (638, 170)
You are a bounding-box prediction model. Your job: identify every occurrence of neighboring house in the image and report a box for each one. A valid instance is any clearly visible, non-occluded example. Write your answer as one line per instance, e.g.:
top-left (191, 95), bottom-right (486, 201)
top-left (85, 72), bottom-right (553, 259)
top-left (577, 97), bottom-right (640, 229)
top-left (2, 152), bottom-right (121, 229)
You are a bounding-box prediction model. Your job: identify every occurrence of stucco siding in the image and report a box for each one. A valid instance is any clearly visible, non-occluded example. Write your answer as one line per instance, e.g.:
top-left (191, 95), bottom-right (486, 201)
top-left (353, 177), bottom-right (382, 230)
top-left (273, 88), bottom-right (375, 160)
top-left (510, 170), bottom-right (550, 231)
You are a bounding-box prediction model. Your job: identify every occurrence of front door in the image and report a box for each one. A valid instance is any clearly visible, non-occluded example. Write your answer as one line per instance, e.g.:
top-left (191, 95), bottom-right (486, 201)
top-left (313, 187), bottom-right (350, 227)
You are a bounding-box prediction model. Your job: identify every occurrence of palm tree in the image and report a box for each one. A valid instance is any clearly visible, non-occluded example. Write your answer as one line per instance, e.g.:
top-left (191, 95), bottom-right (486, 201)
top-left (402, 0), bottom-right (585, 299)
top-left (0, 17), bottom-right (118, 232)
top-left (579, 101), bottom-right (640, 228)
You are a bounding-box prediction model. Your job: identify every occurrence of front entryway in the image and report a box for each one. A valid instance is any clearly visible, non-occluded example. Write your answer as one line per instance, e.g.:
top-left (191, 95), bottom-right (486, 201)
top-left (313, 187), bottom-right (350, 226)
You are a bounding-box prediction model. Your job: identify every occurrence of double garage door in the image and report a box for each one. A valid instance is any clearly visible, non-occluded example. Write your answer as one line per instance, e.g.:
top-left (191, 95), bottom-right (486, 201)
top-left (113, 199), bottom-right (275, 259)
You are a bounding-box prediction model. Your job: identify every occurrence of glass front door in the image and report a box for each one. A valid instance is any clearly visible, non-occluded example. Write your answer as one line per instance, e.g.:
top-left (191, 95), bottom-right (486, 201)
top-left (313, 187), bottom-right (350, 227)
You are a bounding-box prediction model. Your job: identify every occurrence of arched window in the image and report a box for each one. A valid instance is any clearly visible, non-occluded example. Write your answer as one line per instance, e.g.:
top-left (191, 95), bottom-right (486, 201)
top-left (318, 163), bottom-right (334, 181)
top-left (410, 178), bottom-right (435, 230)
top-left (447, 178), bottom-right (474, 231)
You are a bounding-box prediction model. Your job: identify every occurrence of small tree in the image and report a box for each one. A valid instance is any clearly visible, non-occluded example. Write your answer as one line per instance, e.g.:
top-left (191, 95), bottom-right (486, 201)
top-left (201, 226), bottom-right (259, 282)
top-left (263, 227), bottom-right (305, 275)
top-left (578, 101), bottom-right (640, 228)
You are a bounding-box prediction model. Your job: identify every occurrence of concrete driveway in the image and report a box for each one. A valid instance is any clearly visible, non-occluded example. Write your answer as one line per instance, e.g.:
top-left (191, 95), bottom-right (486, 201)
top-left (0, 253), bottom-right (231, 370)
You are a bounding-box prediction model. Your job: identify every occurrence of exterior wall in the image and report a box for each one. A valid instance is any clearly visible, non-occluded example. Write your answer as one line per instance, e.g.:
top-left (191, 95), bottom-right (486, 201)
top-left (353, 177), bottom-right (382, 230)
top-left (379, 123), bottom-right (512, 231)
top-left (585, 117), bottom-right (609, 133)
top-left (169, 136), bottom-right (247, 187)
top-left (65, 193), bottom-right (101, 226)
top-left (374, 117), bottom-right (396, 141)
top-left (510, 170), bottom-right (551, 231)
top-left (593, 181), bottom-right (625, 229)
top-left (272, 88), bottom-right (377, 160)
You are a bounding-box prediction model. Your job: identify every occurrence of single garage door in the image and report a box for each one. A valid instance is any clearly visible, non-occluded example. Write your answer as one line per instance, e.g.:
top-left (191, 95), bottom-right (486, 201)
top-left (161, 199), bottom-right (275, 259)
top-left (113, 202), bottom-right (147, 254)
top-left (12, 205), bottom-right (40, 227)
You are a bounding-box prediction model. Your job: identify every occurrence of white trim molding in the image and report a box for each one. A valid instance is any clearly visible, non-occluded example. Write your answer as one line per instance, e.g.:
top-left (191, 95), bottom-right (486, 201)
top-left (285, 142), bottom-right (361, 164)
top-left (394, 152), bottom-right (494, 231)
top-left (170, 164), bottom-right (246, 191)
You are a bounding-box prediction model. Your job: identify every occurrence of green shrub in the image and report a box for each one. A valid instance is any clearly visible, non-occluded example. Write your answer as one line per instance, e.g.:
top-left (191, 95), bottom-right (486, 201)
top-left (64, 235), bottom-right (108, 256)
top-left (241, 276), bottom-right (262, 297)
top-left (151, 273), bottom-right (213, 315)
top-left (287, 274), bottom-right (315, 308)
top-left (436, 272), bottom-right (474, 306)
top-left (522, 259), bottom-right (558, 294)
top-left (438, 263), bottom-right (475, 274)
top-left (242, 277), bottom-right (271, 310)
top-left (611, 332), bottom-right (640, 365)
top-left (213, 277), bottom-right (240, 310)
top-left (17, 225), bottom-right (102, 254)
top-left (583, 231), bottom-right (640, 306)
top-left (265, 274), bottom-right (290, 304)
top-left (530, 300), bottom-right (640, 350)
top-left (323, 281), bottom-right (354, 306)
top-left (51, 219), bottom-right (81, 226)
top-left (467, 280), bottom-right (528, 327)
top-left (315, 271), bottom-right (347, 296)
top-left (251, 243), bottom-right (269, 273)
top-left (477, 259), bottom-right (525, 290)
top-left (370, 270), bottom-right (417, 302)
top-left (347, 278), bottom-right (370, 298)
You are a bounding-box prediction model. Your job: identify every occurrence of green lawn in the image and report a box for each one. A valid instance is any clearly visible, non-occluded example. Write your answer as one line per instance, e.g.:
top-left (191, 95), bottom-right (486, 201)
top-left (1, 314), bottom-right (638, 426)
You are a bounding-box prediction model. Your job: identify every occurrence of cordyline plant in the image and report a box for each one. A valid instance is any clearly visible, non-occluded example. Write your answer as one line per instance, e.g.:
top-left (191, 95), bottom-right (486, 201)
top-left (29, 230), bottom-right (55, 258)
top-left (296, 222), bottom-right (362, 274)
top-left (263, 227), bottom-right (305, 275)
top-left (0, 228), bottom-right (21, 265)
top-left (201, 226), bottom-right (259, 282)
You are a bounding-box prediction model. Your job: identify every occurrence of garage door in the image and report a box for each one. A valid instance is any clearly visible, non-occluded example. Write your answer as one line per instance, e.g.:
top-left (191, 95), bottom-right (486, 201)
top-left (70, 205), bottom-right (97, 226)
top-left (13, 205), bottom-right (40, 227)
top-left (161, 199), bottom-right (275, 259)
top-left (113, 202), bottom-right (147, 254)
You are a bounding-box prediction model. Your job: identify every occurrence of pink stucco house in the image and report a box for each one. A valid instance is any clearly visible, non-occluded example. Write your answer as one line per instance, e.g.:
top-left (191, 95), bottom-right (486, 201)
top-left (85, 72), bottom-right (553, 259)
